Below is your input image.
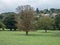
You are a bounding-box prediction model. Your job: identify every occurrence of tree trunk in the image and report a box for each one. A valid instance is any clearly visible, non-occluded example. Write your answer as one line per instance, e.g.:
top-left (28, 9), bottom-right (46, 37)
top-left (14, 28), bottom-right (16, 31)
top-left (10, 28), bottom-right (12, 31)
top-left (2, 28), bottom-right (4, 31)
top-left (45, 30), bottom-right (47, 33)
top-left (26, 31), bottom-right (28, 35)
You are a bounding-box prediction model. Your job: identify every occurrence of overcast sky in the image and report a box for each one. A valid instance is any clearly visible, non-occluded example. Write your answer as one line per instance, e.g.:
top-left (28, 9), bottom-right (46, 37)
top-left (0, 0), bottom-right (60, 13)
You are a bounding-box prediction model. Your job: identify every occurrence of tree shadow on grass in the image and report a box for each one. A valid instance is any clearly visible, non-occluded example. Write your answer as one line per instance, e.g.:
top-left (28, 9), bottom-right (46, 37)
top-left (28, 34), bottom-right (60, 37)
top-left (14, 32), bottom-right (60, 37)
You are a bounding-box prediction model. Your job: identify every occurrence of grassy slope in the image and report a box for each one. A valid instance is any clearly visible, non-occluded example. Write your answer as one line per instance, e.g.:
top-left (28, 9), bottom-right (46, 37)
top-left (0, 30), bottom-right (60, 45)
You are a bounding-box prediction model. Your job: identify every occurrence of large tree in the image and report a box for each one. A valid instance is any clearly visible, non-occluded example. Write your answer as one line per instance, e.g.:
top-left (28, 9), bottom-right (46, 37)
top-left (38, 16), bottom-right (53, 32)
top-left (3, 12), bottom-right (17, 31)
top-left (16, 5), bottom-right (35, 35)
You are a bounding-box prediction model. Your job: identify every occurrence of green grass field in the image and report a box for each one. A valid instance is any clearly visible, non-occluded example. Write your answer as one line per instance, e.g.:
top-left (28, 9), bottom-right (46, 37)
top-left (0, 30), bottom-right (60, 45)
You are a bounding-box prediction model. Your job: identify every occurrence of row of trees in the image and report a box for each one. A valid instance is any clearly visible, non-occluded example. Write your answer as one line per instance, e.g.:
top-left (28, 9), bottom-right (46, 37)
top-left (36, 8), bottom-right (60, 14)
top-left (0, 5), bottom-right (60, 35)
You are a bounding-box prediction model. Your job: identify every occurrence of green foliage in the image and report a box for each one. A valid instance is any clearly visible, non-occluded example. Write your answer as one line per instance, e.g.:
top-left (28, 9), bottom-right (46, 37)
top-left (39, 8), bottom-right (60, 14)
top-left (50, 8), bottom-right (56, 13)
top-left (0, 20), bottom-right (5, 30)
top-left (55, 14), bottom-right (60, 30)
top-left (0, 15), bottom-right (4, 19)
top-left (37, 16), bottom-right (53, 32)
top-left (0, 14), bottom-right (5, 30)
top-left (40, 9), bottom-right (49, 14)
top-left (3, 12), bottom-right (17, 31)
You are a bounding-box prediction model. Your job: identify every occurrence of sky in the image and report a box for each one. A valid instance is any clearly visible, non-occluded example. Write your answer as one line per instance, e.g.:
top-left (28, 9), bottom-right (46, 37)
top-left (0, 0), bottom-right (60, 13)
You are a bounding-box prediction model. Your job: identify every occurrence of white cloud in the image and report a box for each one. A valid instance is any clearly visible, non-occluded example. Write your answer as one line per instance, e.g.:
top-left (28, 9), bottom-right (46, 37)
top-left (0, 0), bottom-right (60, 13)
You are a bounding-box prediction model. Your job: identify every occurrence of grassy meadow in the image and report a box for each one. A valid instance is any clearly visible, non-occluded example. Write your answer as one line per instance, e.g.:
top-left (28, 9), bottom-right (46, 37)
top-left (0, 30), bottom-right (60, 45)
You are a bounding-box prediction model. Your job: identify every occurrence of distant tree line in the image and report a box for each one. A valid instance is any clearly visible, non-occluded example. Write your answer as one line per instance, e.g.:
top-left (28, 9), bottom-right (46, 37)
top-left (36, 8), bottom-right (60, 14)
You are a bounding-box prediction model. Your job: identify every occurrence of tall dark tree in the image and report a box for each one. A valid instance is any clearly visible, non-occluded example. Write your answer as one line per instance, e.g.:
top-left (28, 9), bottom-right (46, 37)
top-left (36, 8), bottom-right (40, 14)
top-left (3, 12), bottom-right (17, 31)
